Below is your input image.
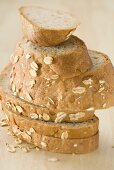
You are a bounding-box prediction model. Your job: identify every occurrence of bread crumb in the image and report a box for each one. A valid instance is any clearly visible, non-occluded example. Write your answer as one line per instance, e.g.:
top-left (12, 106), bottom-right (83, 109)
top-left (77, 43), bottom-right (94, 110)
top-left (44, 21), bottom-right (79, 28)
top-left (48, 157), bottom-right (59, 162)
top-left (6, 143), bottom-right (16, 153)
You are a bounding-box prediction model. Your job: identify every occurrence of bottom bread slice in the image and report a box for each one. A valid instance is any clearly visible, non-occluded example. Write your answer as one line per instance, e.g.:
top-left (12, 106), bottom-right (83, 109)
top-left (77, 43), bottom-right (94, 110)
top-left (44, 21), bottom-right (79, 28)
top-left (2, 105), bottom-right (98, 139)
top-left (3, 107), bottom-right (99, 154)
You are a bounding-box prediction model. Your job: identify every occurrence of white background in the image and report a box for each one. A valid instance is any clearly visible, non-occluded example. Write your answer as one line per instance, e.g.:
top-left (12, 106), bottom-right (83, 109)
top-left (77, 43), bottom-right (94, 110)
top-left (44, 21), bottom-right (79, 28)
top-left (0, 0), bottom-right (114, 170)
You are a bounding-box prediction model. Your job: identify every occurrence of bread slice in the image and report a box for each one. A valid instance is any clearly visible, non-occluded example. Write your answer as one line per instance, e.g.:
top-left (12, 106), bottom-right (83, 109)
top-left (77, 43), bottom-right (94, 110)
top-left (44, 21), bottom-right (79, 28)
top-left (19, 6), bottom-right (79, 46)
top-left (10, 48), bottom-right (114, 111)
top-left (13, 36), bottom-right (92, 78)
top-left (0, 65), bottom-right (95, 123)
top-left (2, 105), bottom-right (98, 139)
top-left (3, 107), bottom-right (99, 154)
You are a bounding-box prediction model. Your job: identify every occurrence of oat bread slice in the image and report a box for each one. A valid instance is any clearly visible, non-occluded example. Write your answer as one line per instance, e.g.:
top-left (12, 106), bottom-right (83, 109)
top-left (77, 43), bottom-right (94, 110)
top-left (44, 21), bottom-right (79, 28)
top-left (10, 49), bottom-right (114, 111)
top-left (19, 6), bottom-right (79, 46)
top-left (13, 35), bottom-right (92, 78)
top-left (2, 105), bottom-right (98, 139)
top-left (3, 107), bottom-right (99, 154)
top-left (0, 65), bottom-right (94, 123)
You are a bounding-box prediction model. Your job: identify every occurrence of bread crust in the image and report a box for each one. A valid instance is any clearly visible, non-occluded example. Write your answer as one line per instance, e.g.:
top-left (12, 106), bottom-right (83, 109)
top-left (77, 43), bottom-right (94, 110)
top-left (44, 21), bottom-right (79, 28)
top-left (2, 105), bottom-right (98, 139)
top-left (3, 106), bottom-right (99, 154)
top-left (0, 64), bottom-right (95, 123)
top-left (10, 49), bottom-right (114, 111)
top-left (19, 7), bottom-right (78, 47)
top-left (14, 36), bottom-right (92, 78)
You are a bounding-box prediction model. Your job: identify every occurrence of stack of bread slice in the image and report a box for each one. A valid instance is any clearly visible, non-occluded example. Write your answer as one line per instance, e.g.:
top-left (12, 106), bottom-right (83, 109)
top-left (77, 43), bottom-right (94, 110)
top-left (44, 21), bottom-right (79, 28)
top-left (0, 6), bottom-right (114, 154)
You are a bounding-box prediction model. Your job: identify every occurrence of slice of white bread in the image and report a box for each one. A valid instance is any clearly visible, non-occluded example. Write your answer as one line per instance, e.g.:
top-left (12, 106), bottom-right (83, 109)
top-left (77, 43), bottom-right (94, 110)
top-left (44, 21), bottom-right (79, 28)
top-left (14, 36), bottom-right (92, 78)
top-left (10, 48), bottom-right (114, 112)
top-left (3, 107), bottom-right (99, 154)
top-left (19, 6), bottom-right (79, 46)
top-left (2, 104), bottom-right (98, 139)
top-left (0, 64), bottom-right (94, 123)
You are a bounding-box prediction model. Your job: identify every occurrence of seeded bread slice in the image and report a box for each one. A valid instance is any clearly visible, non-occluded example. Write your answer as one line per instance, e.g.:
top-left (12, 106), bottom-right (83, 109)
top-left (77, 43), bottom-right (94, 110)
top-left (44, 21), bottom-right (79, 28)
top-left (19, 6), bottom-right (79, 46)
top-left (3, 107), bottom-right (99, 154)
top-left (2, 105), bottom-right (98, 139)
top-left (13, 36), bottom-right (92, 78)
top-left (0, 65), bottom-right (95, 123)
top-left (10, 49), bottom-right (114, 111)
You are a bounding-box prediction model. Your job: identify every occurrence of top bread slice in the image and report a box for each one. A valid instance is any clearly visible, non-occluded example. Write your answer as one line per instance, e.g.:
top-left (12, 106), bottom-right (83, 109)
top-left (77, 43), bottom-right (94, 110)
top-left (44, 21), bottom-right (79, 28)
top-left (9, 48), bottom-right (114, 112)
top-left (19, 6), bottom-right (78, 46)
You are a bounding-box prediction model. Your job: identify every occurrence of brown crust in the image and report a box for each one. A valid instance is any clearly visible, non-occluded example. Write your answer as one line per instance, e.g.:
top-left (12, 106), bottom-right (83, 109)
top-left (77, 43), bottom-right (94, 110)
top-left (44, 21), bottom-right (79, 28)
top-left (4, 106), bottom-right (99, 154)
top-left (0, 64), bottom-right (95, 123)
top-left (14, 36), bottom-right (92, 78)
top-left (2, 105), bottom-right (98, 139)
top-left (19, 7), bottom-right (78, 47)
top-left (10, 49), bottom-right (114, 111)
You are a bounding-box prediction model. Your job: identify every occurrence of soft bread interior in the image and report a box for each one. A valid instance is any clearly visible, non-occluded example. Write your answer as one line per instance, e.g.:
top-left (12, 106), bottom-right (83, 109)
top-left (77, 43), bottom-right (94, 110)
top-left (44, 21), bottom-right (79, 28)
top-left (20, 6), bottom-right (77, 29)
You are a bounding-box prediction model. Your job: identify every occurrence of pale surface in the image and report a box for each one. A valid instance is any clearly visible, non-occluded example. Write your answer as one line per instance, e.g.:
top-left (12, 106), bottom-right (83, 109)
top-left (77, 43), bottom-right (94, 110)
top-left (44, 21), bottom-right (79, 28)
top-left (0, 0), bottom-right (114, 170)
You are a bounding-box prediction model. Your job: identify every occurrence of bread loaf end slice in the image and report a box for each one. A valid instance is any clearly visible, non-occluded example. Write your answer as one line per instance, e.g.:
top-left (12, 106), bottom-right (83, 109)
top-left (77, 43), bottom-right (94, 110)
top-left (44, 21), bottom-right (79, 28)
top-left (19, 6), bottom-right (78, 46)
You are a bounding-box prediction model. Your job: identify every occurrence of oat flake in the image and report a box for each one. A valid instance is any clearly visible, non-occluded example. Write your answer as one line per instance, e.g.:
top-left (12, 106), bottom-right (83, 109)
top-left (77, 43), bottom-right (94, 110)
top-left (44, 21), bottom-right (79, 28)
top-left (44, 57), bottom-right (53, 65)
top-left (72, 86), bottom-right (86, 94)
top-left (61, 131), bottom-right (68, 140)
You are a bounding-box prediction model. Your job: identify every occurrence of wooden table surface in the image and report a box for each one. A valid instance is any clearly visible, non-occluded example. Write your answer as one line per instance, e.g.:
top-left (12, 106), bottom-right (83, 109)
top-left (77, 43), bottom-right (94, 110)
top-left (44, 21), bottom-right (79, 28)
top-left (0, 0), bottom-right (114, 170)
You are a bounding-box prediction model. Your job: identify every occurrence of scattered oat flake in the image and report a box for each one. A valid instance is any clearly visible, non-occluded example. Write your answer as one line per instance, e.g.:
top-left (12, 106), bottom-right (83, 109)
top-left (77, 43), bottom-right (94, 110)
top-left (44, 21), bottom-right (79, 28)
top-left (36, 147), bottom-right (40, 151)
top-left (6, 144), bottom-right (16, 153)
top-left (13, 55), bottom-right (19, 64)
top-left (29, 113), bottom-right (38, 119)
top-left (22, 132), bottom-right (32, 142)
top-left (86, 107), bottom-right (94, 111)
top-left (48, 157), bottom-right (59, 162)
top-left (52, 81), bottom-right (56, 85)
top-left (29, 80), bottom-right (36, 88)
top-left (6, 102), bottom-right (11, 108)
top-left (11, 104), bottom-right (17, 112)
top-left (15, 138), bottom-right (22, 145)
top-left (72, 86), bottom-right (86, 94)
top-left (12, 84), bottom-right (16, 92)
top-left (29, 127), bottom-right (36, 133)
top-left (58, 94), bottom-right (63, 101)
top-left (13, 92), bottom-right (17, 96)
top-left (20, 96), bottom-right (24, 100)
top-left (48, 97), bottom-right (54, 104)
top-left (21, 146), bottom-right (30, 153)
top-left (61, 131), bottom-right (68, 140)
top-left (16, 105), bottom-right (23, 113)
top-left (0, 119), bottom-right (8, 127)
top-left (55, 112), bottom-right (67, 123)
top-left (7, 130), bottom-right (13, 136)
top-left (103, 103), bottom-right (106, 108)
top-left (74, 144), bottom-right (78, 147)
top-left (69, 112), bottom-right (85, 121)
top-left (26, 93), bottom-right (33, 101)
top-left (26, 53), bottom-right (31, 59)
top-left (43, 113), bottom-right (50, 121)
top-left (83, 78), bottom-right (93, 85)
top-left (98, 87), bottom-right (105, 93)
top-left (51, 74), bottom-right (59, 80)
top-left (12, 125), bottom-right (22, 136)
top-left (41, 141), bottom-right (47, 148)
top-left (31, 61), bottom-right (39, 71)
top-left (99, 80), bottom-right (105, 84)
top-left (89, 86), bottom-right (92, 88)
top-left (29, 69), bottom-right (37, 77)
top-left (44, 57), bottom-right (53, 65)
